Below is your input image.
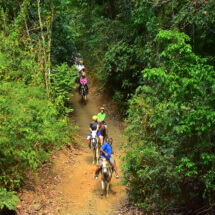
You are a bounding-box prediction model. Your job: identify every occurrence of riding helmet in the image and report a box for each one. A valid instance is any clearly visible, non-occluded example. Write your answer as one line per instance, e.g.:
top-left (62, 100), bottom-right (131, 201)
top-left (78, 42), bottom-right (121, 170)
top-left (108, 138), bottom-right (113, 143)
top-left (92, 115), bottom-right (98, 121)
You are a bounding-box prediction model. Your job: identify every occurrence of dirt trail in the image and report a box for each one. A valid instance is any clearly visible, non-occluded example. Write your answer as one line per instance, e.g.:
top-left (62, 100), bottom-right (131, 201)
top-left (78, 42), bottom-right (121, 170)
top-left (55, 89), bottom-right (126, 215)
top-left (17, 81), bottom-right (127, 215)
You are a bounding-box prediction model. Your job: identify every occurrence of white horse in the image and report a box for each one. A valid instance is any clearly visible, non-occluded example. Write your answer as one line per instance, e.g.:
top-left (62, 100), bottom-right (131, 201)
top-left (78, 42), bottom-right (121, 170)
top-left (90, 130), bottom-right (100, 165)
top-left (101, 158), bottom-right (113, 197)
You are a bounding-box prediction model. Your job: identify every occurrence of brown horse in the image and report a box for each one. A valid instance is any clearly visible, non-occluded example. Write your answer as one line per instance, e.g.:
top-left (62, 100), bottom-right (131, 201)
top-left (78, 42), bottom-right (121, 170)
top-left (98, 122), bottom-right (108, 143)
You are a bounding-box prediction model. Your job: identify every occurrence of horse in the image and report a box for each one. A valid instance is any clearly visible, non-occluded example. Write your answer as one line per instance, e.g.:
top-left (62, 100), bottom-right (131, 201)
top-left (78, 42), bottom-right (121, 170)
top-left (90, 130), bottom-right (100, 165)
top-left (80, 83), bottom-right (87, 100)
top-left (99, 122), bottom-right (108, 143)
top-left (101, 158), bottom-right (113, 197)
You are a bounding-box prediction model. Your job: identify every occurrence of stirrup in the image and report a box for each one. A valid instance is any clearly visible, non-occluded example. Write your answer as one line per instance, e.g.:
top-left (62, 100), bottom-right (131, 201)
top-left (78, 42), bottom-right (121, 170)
top-left (116, 174), bottom-right (119, 179)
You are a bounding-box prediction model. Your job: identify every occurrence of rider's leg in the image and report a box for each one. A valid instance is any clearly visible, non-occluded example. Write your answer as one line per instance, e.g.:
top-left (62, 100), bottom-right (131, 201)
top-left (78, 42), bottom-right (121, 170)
top-left (87, 135), bottom-right (91, 148)
top-left (105, 125), bottom-right (108, 136)
top-left (95, 166), bottom-right (102, 176)
top-left (85, 84), bottom-right (88, 94)
top-left (110, 157), bottom-right (119, 178)
top-left (94, 159), bottom-right (102, 179)
top-left (112, 163), bottom-right (119, 175)
top-left (99, 136), bottom-right (103, 145)
top-left (97, 131), bottom-right (103, 145)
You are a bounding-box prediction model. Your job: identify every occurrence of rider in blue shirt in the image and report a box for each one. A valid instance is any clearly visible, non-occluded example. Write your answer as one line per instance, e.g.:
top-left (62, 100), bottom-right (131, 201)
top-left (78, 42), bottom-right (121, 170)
top-left (94, 138), bottom-right (119, 179)
top-left (100, 142), bottom-right (112, 159)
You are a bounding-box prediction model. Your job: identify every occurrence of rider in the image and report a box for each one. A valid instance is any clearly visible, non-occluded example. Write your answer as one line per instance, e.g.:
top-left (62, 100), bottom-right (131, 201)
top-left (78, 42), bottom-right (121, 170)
top-left (79, 71), bottom-right (88, 94)
top-left (76, 60), bottom-right (85, 73)
top-left (97, 107), bottom-right (108, 135)
top-left (94, 138), bottom-right (119, 179)
top-left (87, 115), bottom-right (103, 148)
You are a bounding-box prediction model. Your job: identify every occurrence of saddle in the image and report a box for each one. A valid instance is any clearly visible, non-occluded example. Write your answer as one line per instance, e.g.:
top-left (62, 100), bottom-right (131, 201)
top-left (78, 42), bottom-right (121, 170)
top-left (100, 158), bottom-right (113, 169)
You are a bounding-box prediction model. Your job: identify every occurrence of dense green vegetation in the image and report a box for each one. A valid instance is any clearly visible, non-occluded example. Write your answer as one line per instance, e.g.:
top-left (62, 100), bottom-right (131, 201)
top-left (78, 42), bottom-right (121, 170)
top-left (71, 0), bottom-right (215, 214)
top-left (1, 0), bottom-right (215, 213)
top-left (0, 0), bottom-right (77, 210)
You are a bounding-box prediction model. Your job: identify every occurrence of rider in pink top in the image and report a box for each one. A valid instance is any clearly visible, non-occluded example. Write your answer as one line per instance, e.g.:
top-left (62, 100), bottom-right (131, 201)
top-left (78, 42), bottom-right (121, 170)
top-left (79, 72), bottom-right (88, 94)
top-left (80, 76), bottom-right (87, 84)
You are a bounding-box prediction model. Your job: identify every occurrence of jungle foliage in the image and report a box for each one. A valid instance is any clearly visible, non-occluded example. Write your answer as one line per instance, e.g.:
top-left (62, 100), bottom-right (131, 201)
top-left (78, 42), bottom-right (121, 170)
top-left (71, 0), bottom-right (215, 213)
top-left (0, 0), bottom-right (77, 210)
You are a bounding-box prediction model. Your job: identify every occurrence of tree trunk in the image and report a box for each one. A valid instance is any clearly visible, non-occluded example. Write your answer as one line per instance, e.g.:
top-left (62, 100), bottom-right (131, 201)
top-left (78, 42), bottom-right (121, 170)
top-left (47, 5), bottom-right (54, 88)
top-left (37, 0), bottom-right (48, 91)
top-left (178, 182), bottom-right (195, 211)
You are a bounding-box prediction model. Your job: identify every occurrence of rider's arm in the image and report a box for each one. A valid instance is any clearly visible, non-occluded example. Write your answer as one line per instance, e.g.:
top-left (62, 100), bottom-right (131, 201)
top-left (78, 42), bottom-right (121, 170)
top-left (100, 148), bottom-right (108, 157)
top-left (89, 122), bottom-right (92, 132)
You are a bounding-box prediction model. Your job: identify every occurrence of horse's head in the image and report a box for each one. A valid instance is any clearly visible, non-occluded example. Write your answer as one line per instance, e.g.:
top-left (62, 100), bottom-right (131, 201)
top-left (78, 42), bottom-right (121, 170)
top-left (91, 130), bottom-right (98, 148)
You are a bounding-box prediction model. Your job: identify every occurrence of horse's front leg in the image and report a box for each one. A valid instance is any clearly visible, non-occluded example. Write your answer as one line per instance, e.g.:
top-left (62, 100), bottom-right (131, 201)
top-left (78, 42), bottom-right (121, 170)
top-left (101, 180), bottom-right (105, 196)
top-left (92, 148), bottom-right (95, 164)
top-left (96, 147), bottom-right (99, 165)
top-left (106, 182), bottom-right (110, 198)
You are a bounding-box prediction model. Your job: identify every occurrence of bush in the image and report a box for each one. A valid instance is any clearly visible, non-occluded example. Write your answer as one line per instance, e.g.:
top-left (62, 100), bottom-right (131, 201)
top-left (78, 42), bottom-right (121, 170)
top-left (122, 30), bottom-right (215, 213)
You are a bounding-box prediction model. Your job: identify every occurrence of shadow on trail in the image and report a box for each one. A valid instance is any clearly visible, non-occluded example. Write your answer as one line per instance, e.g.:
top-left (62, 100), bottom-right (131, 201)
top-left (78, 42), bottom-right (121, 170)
top-left (79, 98), bottom-right (88, 106)
top-left (85, 154), bottom-right (93, 164)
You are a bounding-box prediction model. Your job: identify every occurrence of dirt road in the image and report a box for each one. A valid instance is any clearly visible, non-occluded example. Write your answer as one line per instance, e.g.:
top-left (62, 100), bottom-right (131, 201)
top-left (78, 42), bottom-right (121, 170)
top-left (17, 83), bottom-right (126, 215)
